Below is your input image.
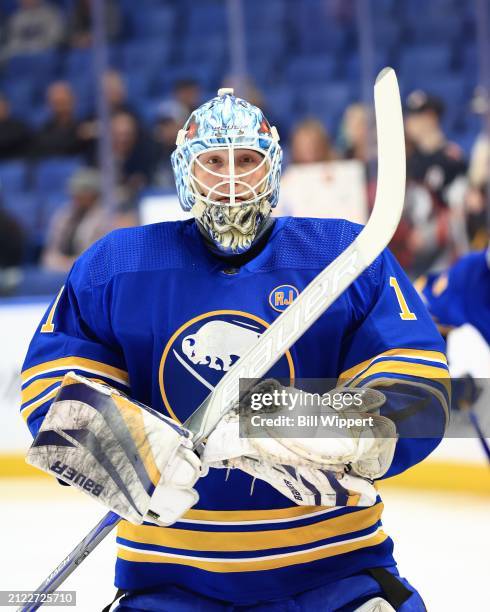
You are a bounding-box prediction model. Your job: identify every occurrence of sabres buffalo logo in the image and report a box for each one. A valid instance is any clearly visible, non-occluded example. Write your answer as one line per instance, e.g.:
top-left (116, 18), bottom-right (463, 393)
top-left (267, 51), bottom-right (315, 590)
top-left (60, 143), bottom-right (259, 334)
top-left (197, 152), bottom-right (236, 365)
top-left (159, 310), bottom-right (295, 423)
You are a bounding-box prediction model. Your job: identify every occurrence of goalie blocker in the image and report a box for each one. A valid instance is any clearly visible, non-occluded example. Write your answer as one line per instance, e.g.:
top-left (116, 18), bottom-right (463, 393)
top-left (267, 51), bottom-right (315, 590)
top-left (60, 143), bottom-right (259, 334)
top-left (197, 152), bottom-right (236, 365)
top-left (26, 372), bottom-right (202, 527)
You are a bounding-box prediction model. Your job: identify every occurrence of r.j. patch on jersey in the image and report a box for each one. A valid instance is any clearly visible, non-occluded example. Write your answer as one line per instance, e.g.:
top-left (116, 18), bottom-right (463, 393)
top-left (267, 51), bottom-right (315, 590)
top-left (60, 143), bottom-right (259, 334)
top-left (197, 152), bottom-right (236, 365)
top-left (159, 310), bottom-right (295, 423)
top-left (269, 284), bottom-right (299, 312)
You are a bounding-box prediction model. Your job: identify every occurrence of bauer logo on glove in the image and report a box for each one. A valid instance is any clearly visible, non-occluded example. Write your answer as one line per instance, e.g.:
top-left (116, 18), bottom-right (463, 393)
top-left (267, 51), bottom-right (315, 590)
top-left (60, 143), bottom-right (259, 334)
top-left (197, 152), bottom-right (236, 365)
top-left (26, 372), bottom-right (204, 526)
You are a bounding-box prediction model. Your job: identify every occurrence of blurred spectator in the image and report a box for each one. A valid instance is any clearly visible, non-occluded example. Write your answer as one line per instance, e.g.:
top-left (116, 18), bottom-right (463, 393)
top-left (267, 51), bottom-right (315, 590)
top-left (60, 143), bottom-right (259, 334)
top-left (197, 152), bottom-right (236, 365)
top-left (111, 111), bottom-right (152, 204)
top-left (405, 90), bottom-right (467, 204)
top-left (0, 93), bottom-right (32, 158)
top-left (68, 0), bottom-right (120, 49)
top-left (339, 103), bottom-right (372, 164)
top-left (173, 79), bottom-right (202, 116)
top-left (280, 119), bottom-right (366, 223)
top-left (289, 118), bottom-right (337, 164)
top-left (42, 168), bottom-right (106, 272)
top-left (465, 132), bottom-right (490, 249)
top-left (78, 70), bottom-right (139, 158)
top-left (31, 81), bottom-right (83, 157)
top-left (389, 91), bottom-right (470, 278)
top-left (2, 0), bottom-right (63, 59)
top-left (151, 101), bottom-right (187, 189)
top-left (0, 207), bottom-right (25, 268)
top-left (103, 70), bottom-right (137, 117)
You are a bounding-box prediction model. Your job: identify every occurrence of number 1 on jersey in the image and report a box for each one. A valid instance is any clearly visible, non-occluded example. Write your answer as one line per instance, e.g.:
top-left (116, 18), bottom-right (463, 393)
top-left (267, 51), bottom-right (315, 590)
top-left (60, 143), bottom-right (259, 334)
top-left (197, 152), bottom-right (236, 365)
top-left (389, 276), bottom-right (417, 320)
top-left (41, 285), bottom-right (65, 333)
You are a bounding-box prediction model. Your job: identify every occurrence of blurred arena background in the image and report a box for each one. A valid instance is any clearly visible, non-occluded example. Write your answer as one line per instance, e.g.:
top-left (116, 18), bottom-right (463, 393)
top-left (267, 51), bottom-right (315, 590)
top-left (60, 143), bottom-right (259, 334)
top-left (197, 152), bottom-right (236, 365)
top-left (0, 1), bottom-right (489, 610)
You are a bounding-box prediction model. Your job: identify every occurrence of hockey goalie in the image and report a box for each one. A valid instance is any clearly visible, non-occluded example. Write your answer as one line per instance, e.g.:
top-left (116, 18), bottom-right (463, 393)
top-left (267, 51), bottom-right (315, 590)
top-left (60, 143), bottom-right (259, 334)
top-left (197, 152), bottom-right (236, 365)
top-left (22, 88), bottom-right (449, 611)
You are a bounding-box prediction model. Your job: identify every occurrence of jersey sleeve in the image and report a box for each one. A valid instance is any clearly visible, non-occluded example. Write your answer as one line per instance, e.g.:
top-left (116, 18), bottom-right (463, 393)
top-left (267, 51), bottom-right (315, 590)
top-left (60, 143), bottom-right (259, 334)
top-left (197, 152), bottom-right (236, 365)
top-left (416, 256), bottom-right (469, 331)
top-left (338, 248), bottom-right (450, 479)
top-left (21, 242), bottom-right (129, 437)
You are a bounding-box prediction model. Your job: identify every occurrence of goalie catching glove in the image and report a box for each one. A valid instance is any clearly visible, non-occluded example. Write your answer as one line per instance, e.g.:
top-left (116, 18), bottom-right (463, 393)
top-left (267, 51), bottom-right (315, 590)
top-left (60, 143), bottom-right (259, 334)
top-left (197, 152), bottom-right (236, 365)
top-left (203, 380), bottom-right (397, 507)
top-left (27, 372), bottom-right (203, 526)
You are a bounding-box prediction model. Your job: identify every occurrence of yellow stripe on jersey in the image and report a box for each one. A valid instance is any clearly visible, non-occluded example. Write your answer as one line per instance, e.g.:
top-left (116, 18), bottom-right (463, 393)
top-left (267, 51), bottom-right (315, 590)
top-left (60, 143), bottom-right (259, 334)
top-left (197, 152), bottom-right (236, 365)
top-left (113, 395), bottom-right (161, 488)
top-left (21, 376), bottom-right (65, 406)
top-left (21, 375), bottom-right (110, 422)
top-left (349, 360), bottom-right (450, 387)
top-left (118, 503), bottom-right (383, 552)
top-left (21, 387), bottom-right (60, 422)
top-left (117, 529), bottom-right (388, 572)
top-left (21, 356), bottom-right (129, 386)
top-left (184, 505), bottom-right (337, 523)
top-left (338, 348), bottom-right (447, 382)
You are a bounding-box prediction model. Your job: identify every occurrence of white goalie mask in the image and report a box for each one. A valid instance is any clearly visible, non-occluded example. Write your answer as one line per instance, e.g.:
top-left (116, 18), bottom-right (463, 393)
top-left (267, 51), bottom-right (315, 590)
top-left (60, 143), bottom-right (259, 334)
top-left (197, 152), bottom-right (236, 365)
top-left (171, 88), bottom-right (282, 255)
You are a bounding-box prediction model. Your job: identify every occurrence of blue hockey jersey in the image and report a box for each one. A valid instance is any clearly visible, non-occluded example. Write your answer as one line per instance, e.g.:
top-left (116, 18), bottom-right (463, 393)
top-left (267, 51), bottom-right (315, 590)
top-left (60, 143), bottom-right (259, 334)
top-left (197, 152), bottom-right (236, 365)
top-left (21, 217), bottom-right (449, 603)
top-left (418, 249), bottom-right (490, 343)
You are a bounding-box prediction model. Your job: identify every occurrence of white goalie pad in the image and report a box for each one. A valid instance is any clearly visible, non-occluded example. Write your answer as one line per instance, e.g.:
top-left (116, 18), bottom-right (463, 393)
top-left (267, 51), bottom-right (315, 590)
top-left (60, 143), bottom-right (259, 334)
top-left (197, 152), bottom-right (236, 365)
top-left (27, 372), bottom-right (203, 526)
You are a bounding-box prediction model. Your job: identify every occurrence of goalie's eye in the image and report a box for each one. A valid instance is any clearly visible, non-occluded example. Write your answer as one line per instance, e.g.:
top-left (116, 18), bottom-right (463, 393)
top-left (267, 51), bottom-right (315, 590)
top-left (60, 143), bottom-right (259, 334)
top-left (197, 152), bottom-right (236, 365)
top-left (206, 156), bottom-right (223, 165)
top-left (237, 151), bottom-right (263, 167)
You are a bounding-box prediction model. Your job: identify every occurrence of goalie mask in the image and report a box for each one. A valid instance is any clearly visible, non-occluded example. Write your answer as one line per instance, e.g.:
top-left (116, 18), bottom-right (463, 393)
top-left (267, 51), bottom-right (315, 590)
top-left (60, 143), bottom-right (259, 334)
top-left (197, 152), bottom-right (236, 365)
top-left (171, 88), bottom-right (282, 255)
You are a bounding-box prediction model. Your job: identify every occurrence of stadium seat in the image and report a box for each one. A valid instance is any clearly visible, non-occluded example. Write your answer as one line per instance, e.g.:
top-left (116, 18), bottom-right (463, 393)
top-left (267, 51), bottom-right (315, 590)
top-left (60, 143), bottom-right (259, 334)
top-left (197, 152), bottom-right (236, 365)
top-left (66, 75), bottom-right (95, 120)
top-left (0, 160), bottom-right (28, 193)
top-left (246, 32), bottom-right (285, 63)
top-left (399, 45), bottom-right (453, 78)
top-left (4, 51), bottom-right (60, 88)
top-left (371, 18), bottom-right (404, 50)
top-left (33, 158), bottom-right (83, 194)
top-left (1, 81), bottom-right (38, 120)
top-left (125, 71), bottom-right (153, 107)
top-left (181, 37), bottom-right (226, 66)
top-left (154, 63), bottom-right (220, 96)
top-left (186, 5), bottom-right (227, 35)
top-left (64, 48), bottom-right (120, 82)
top-left (301, 82), bottom-right (354, 133)
top-left (120, 40), bottom-right (172, 74)
top-left (243, 0), bottom-right (286, 28)
top-left (302, 82), bottom-right (353, 112)
top-left (124, 5), bottom-right (176, 39)
top-left (344, 52), bottom-right (391, 82)
top-left (2, 191), bottom-right (41, 239)
top-left (285, 55), bottom-right (338, 86)
top-left (263, 86), bottom-right (297, 136)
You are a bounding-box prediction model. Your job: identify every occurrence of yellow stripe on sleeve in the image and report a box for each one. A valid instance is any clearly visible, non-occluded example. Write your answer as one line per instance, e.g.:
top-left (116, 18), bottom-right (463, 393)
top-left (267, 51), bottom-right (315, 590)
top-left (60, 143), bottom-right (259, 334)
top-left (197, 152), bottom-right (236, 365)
top-left (350, 359), bottom-right (449, 386)
top-left (338, 348), bottom-right (447, 382)
top-left (21, 356), bottom-right (129, 386)
top-left (21, 388), bottom-right (60, 422)
top-left (21, 376), bottom-right (65, 406)
top-left (21, 375), bottom-right (116, 422)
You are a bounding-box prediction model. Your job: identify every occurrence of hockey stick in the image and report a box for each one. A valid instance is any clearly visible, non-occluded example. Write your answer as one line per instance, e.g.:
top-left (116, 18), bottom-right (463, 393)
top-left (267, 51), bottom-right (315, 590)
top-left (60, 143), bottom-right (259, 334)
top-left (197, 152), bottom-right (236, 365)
top-left (20, 67), bottom-right (405, 611)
